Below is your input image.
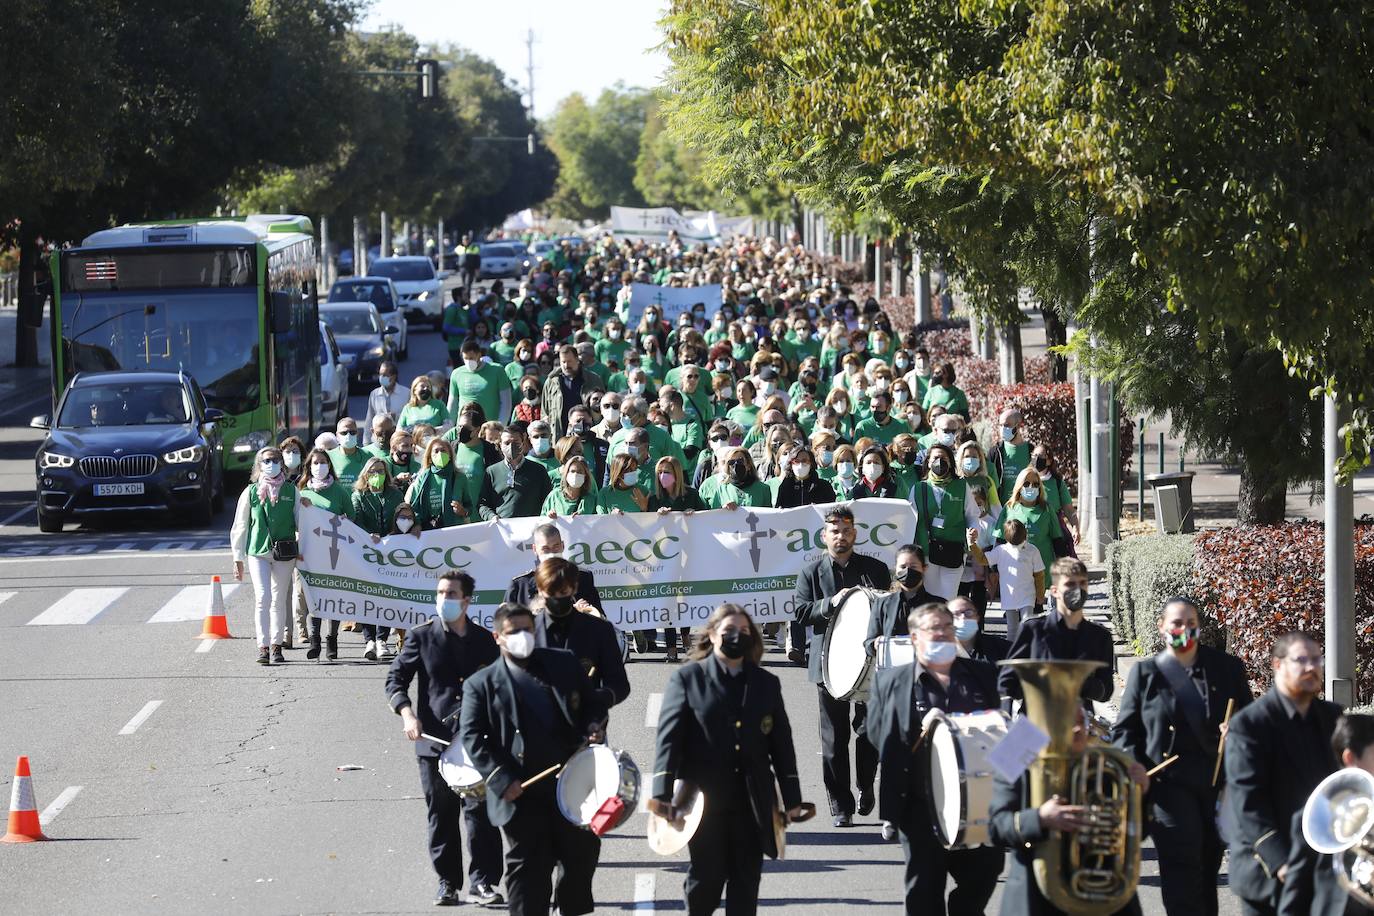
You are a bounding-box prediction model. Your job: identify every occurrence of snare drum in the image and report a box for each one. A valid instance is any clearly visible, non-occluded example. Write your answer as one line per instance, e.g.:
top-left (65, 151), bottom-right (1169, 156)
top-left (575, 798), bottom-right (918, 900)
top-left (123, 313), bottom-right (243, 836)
top-left (437, 741), bottom-right (486, 798)
top-left (821, 587), bottom-right (880, 702)
top-left (923, 708), bottom-right (1010, 848)
top-left (556, 744), bottom-right (641, 835)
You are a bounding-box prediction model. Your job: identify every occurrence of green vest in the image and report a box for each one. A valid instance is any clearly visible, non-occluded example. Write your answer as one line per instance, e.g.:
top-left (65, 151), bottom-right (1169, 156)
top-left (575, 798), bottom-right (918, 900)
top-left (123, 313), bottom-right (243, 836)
top-left (247, 484), bottom-right (298, 557)
top-left (298, 481), bottom-right (352, 517)
top-left (406, 467), bottom-right (468, 528)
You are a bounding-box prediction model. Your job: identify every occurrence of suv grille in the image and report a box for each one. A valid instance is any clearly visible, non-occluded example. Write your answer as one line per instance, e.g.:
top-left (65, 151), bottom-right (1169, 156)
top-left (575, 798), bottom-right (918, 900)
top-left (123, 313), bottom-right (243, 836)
top-left (80, 455), bottom-right (158, 478)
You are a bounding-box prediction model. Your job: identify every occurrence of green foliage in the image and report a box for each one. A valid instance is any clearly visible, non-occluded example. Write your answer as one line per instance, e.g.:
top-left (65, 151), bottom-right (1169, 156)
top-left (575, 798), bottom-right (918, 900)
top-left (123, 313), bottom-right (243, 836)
top-left (544, 86), bottom-right (652, 221)
top-left (1107, 535), bottom-right (1201, 655)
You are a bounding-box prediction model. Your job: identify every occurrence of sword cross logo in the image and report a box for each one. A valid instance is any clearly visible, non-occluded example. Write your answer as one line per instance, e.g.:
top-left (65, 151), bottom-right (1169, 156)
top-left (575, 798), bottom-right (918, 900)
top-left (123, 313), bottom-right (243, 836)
top-left (737, 511), bottom-right (777, 573)
top-left (312, 513), bottom-right (355, 570)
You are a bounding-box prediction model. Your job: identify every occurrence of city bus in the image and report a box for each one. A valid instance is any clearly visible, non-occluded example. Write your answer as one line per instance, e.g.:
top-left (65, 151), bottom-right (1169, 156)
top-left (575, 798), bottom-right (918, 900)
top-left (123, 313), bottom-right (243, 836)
top-left (49, 214), bottom-right (323, 474)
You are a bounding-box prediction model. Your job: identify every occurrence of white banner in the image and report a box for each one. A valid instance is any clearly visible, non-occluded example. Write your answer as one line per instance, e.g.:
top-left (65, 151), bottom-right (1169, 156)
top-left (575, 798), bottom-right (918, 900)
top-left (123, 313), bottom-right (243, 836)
top-left (610, 206), bottom-right (754, 246)
top-left (626, 282), bottom-right (723, 328)
top-left (296, 500), bottom-right (917, 632)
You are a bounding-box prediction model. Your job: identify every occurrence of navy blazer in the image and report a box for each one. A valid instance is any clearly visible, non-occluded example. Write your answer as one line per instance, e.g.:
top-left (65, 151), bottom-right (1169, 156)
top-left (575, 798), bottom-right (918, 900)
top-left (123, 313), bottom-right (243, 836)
top-left (534, 608), bottom-right (631, 709)
top-left (504, 567), bottom-right (604, 615)
top-left (458, 647), bottom-right (607, 827)
top-left (792, 551), bottom-right (892, 685)
top-left (651, 656), bottom-right (803, 859)
top-left (384, 618), bottom-right (499, 757)
top-left (997, 609), bottom-right (1115, 703)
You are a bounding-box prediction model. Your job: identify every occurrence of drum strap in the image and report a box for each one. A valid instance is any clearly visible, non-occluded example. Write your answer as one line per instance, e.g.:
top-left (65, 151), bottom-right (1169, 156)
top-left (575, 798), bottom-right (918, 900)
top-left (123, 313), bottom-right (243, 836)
top-left (1155, 651), bottom-right (1211, 750)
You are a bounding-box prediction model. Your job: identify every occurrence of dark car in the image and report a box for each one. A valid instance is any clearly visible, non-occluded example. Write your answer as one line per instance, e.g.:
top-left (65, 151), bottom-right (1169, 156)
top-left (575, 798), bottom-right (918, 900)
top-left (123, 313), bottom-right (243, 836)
top-left (31, 370), bottom-right (226, 532)
top-left (328, 276), bottom-right (408, 358)
top-left (319, 301), bottom-right (397, 393)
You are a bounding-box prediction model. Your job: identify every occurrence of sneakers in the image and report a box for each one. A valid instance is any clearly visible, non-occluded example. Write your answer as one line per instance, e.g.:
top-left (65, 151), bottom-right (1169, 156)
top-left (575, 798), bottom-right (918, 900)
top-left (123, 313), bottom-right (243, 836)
top-left (271, 644), bottom-right (285, 664)
top-left (881, 821), bottom-right (897, 841)
top-left (364, 640), bottom-right (378, 661)
top-left (257, 647), bottom-right (270, 666)
top-left (858, 789), bottom-right (875, 817)
top-left (434, 879), bottom-right (461, 906)
top-left (468, 882), bottom-right (503, 907)
top-left (306, 636), bottom-right (321, 660)
top-left (297, 626), bottom-right (310, 644)
top-left (325, 637), bottom-right (338, 661)
top-left (379, 641), bottom-right (395, 660)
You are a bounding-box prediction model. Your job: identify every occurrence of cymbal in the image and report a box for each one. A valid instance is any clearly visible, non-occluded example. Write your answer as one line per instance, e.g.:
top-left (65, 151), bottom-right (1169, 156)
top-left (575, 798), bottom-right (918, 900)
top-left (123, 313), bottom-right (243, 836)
top-left (647, 782), bottom-right (705, 856)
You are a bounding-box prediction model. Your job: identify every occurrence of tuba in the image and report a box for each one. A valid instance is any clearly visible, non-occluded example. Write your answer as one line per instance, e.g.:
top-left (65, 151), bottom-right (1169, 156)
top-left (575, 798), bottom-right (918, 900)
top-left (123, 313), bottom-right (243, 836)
top-left (1000, 659), bottom-right (1142, 915)
top-left (1302, 767), bottom-right (1374, 907)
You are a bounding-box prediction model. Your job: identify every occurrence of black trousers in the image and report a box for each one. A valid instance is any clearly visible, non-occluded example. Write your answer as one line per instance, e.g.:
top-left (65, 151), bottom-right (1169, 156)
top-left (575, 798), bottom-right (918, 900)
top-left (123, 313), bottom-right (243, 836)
top-left (817, 687), bottom-right (877, 815)
top-left (956, 580), bottom-right (988, 616)
top-left (1150, 783), bottom-right (1225, 916)
top-left (685, 791), bottom-right (764, 915)
top-left (308, 616), bottom-right (339, 639)
top-left (898, 801), bottom-right (1002, 915)
top-left (362, 623), bottom-right (392, 641)
top-left (502, 791), bottom-right (600, 916)
top-left (417, 756), bottom-right (503, 888)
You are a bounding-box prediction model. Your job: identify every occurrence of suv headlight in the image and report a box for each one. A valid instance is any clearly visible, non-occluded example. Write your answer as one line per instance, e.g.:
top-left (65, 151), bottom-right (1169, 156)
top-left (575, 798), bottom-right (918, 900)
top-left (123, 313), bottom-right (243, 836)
top-left (367, 345), bottom-right (385, 358)
top-left (416, 290), bottom-right (430, 301)
top-left (163, 445), bottom-right (205, 463)
top-left (39, 451), bottom-right (75, 469)
top-left (232, 431), bottom-right (270, 454)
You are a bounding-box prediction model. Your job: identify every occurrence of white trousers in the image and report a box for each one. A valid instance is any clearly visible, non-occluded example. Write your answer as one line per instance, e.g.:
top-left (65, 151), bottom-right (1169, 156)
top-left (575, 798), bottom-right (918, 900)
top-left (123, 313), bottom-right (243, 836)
top-left (246, 555), bottom-right (294, 648)
top-left (1004, 605), bottom-right (1032, 644)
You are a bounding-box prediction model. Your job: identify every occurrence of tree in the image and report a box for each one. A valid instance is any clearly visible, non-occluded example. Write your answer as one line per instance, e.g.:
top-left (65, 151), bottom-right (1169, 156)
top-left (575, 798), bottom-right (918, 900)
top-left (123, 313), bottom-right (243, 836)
top-left (544, 86), bottom-right (652, 220)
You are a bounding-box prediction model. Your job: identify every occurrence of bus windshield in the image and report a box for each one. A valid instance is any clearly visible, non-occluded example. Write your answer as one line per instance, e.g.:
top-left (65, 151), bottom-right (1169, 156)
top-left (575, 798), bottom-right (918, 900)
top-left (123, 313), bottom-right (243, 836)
top-left (60, 288), bottom-right (261, 415)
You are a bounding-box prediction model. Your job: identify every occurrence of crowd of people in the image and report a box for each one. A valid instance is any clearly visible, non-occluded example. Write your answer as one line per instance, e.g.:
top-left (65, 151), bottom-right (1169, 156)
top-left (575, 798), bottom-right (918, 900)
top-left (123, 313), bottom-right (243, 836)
top-left (224, 232), bottom-right (1363, 916)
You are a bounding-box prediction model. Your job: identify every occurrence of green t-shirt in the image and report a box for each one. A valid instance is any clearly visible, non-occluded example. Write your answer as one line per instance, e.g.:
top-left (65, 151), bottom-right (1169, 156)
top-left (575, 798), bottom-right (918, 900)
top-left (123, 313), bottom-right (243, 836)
top-left (1042, 474), bottom-right (1073, 516)
top-left (703, 478), bottom-right (772, 509)
top-left (397, 400), bottom-right (449, 430)
top-left (542, 486), bottom-right (598, 516)
top-left (1002, 501), bottom-right (1063, 575)
top-left (327, 447), bottom-right (369, 488)
top-left (671, 419), bottom-right (704, 459)
top-left (298, 481), bottom-right (353, 517)
top-left (597, 485), bottom-right (650, 515)
top-left (922, 383), bottom-right (970, 419)
top-left (996, 441), bottom-right (1032, 503)
top-left (853, 416), bottom-right (907, 448)
top-left (491, 338), bottom-right (517, 365)
top-left (595, 337), bottom-right (630, 369)
top-left (726, 403), bottom-right (761, 431)
top-left (447, 362), bottom-right (511, 422)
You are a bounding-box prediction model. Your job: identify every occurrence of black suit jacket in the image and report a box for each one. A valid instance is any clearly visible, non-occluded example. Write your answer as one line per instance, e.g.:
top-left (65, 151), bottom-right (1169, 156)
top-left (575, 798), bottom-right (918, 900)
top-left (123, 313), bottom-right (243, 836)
top-left (867, 658), bottom-right (1000, 824)
top-left (1111, 645), bottom-right (1253, 795)
top-left (792, 552), bottom-right (892, 685)
top-left (1226, 688), bottom-right (1342, 907)
top-left (998, 610), bottom-right (1115, 703)
top-left (458, 647), bottom-right (607, 827)
top-left (534, 608), bottom-right (630, 709)
top-left (384, 618), bottom-right (499, 757)
top-left (651, 655), bottom-right (803, 859)
top-left (862, 588), bottom-right (935, 652)
top-left (505, 567), bottom-right (604, 615)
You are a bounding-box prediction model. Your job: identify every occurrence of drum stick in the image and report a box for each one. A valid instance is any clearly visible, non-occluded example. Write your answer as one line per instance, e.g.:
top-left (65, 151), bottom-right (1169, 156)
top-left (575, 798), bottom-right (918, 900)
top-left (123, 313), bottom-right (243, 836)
top-left (1212, 698), bottom-right (1236, 787)
top-left (521, 763), bottom-right (562, 789)
top-left (588, 666), bottom-right (597, 678)
top-left (1147, 755), bottom-right (1179, 777)
top-left (421, 733), bottom-right (451, 747)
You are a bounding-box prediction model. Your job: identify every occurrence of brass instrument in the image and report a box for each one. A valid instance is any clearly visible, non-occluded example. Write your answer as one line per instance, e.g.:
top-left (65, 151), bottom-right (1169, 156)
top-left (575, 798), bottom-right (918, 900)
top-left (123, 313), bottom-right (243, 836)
top-left (1302, 767), bottom-right (1374, 908)
top-left (1000, 659), bottom-right (1142, 914)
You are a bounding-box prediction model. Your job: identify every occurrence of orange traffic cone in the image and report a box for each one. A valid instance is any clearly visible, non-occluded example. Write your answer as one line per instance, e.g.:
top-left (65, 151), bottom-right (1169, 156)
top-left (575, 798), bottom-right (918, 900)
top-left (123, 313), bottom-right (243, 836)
top-left (196, 575), bottom-right (233, 639)
top-left (2, 756), bottom-right (47, 843)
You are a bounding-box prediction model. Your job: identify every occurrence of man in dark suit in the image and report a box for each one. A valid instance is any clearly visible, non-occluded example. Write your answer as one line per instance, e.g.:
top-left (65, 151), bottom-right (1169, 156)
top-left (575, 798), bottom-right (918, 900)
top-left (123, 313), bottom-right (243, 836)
top-left (529, 557), bottom-right (630, 713)
top-left (385, 569), bottom-right (503, 907)
top-left (1226, 630), bottom-right (1342, 916)
top-left (1111, 596), bottom-right (1253, 916)
top-left (478, 427), bottom-right (552, 520)
top-left (792, 503), bottom-right (892, 827)
top-left (459, 604), bottom-right (608, 916)
top-left (650, 602), bottom-right (804, 914)
top-left (868, 601), bottom-right (1004, 915)
top-left (998, 558), bottom-right (1114, 705)
top-left (504, 523), bottom-right (604, 613)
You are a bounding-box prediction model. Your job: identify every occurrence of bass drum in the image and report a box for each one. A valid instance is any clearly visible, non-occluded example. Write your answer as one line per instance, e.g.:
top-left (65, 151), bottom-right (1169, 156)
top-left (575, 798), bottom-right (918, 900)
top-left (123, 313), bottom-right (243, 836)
top-left (924, 708), bottom-right (1010, 848)
top-left (821, 587), bottom-right (880, 702)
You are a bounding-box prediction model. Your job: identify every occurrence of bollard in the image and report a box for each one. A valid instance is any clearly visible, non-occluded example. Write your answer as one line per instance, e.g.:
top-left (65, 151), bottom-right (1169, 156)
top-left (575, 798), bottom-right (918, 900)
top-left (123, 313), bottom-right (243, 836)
top-left (1158, 431), bottom-right (1165, 475)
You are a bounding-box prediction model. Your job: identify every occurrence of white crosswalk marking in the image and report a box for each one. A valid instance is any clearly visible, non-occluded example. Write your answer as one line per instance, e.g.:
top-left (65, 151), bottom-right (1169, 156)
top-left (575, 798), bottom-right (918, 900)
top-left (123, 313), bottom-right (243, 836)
top-left (26, 588), bottom-right (128, 626)
top-left (147, 584), bottom-right (241, 623)
top-left (644, 692), bottom-right (663, 729)
top-left (632, 873), bottom-right (656, 911)
top-left (38, 786), bottom-right (82, 827)
top-left (0, 592), bottom-right (14, 607)
top-left (118, 700), bottom-right (163, 736)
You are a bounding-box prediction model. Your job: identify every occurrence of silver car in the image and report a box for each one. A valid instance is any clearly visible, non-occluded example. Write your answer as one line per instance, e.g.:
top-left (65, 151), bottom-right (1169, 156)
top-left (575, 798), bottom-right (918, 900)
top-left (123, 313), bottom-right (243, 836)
top-left (318, 320), bottom-right (349, 427)
top-left (369, 256), bottom-right (443, 328)
top-left (479, 243), bottom-right (525, 280)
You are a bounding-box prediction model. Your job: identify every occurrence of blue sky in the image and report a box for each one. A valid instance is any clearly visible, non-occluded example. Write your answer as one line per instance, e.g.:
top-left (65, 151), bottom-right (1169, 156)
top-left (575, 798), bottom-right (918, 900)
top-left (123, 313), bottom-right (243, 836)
top-left (360, 0), bottom-right (670, 119)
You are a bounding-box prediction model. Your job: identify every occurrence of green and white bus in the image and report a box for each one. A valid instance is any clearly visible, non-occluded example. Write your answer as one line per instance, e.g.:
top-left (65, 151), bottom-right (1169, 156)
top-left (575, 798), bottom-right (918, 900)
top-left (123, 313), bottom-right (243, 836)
top-left (50, 214), bottom-right (323, 474)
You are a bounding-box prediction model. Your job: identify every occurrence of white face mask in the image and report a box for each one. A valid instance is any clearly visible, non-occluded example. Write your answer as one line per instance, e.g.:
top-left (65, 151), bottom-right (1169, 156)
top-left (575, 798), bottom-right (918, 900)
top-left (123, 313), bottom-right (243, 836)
top-left (379, 374), bottom-right (395, 389)
top-left (503, 630), bottom-right (535, 659)
top-left (283, 450), bottom-right (301, 470)
top-left (873, 379), bottom-right (889, 392)
top-left (609, 328), bottom-right (622, 340)
top-left (760, 381), bottom-right (776, 395)
top-left (464, 358), bottom-right (480, 372)
top-left (603, 406), bottom-right (621, 424)
top-left (895, 390), bottom-right (910, 404)
top-left (834, 402), bottom-right (848, 416)
top-left (310, 462), bottom-right (331, 481)
top-left (565, 470), bottom-right (586, 489)
top-left (817, 448), bottom-right (834, 467)
top-left (339, 432), bottom-right (357, 448)
top-left (630, 381), bottom-right (645, 395)
top-left (540, 549), bottom-right (565, 561)
top-left (921, 639), bottom-right (957, 666)
top-left (396, 517), bottom-right (415, 533)
top-left (791, 462), bottom-right (812, 479)
top-left (862, 462), bottom-right (884, 480)
top-left (837, 461), bottom-right (855, 478)
top-left (261, 460), bottom-right (282, 478)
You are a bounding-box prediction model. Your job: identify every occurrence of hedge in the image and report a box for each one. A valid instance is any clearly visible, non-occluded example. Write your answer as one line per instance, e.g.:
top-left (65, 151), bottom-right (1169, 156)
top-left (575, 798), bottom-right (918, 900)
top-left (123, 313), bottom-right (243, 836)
top-left (1106, 534), bottom-right (1212, 655)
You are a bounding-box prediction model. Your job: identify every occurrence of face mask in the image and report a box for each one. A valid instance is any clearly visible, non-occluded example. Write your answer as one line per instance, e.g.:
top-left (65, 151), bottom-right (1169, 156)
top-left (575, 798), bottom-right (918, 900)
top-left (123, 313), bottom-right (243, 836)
top-left (523, 389), bottom-right (538, 402)
top-left (761, 381), bottom-right (776, 395)
top-left (603, 406), bottom-right (621, 424)
top-left (397, 517), bottom-right (416, 534)
top-left (937, 432), bottom-right (956, 447)
top-left (791, 462), bottom-right (812, 479)
top-left (339, 432), bottom-right (357, 448)
top-left (921, 640), bottom-right (957, 666)
top-left (658, 471), bottom-right (676, 490)
top-left (504, 629), bottom-right (535, 659)
top-left (502, 329), bottom-right (514, 340)
top-left (380, 374), bottom-right (395, 389)
top-left (862, 462), bottom-right (884, 480)
top-left (896, 358), bottom-right (909, 370)
top-left (464, 358), bottom-right (480, 372)
top-left (1034, 457), bottom-right (1049, 472)
top-left (417, 388), bottom-right (431, 401)
top-left (502, 444), bottom-right (521, 461)
top-left (545, 594), bottom-right (575, 618)
top-left (872, 409), bottom-right (888, 422)
top-left (961, 457), bottom-right (980, 473)
top-left (817, 449), bottom-right (834, 467)
top-left (517, 351), bottom-right (531, 362)
top-left (609, 328), bottom-right (622, 340)
top-left (620, 415), bottom-right (634, 430)
top-left (836, 461), bottom-right (855, 479)
top-left (1061, 586), bottom-right (1087, 612)
top-left (719, 630), bottom-right (750, 660)
top-left (622, 468), bottom-right (640, 487)
top-left (714, 359), bottom-right (730, 371)
top-left (530, 437), bottom-right (551, 456)
top-left (1021, 486), bottom-right (1040, 501)
top-left (437, 596), bottom-right (464, 622)
top-left (895, 390), bottom-right (910, 404)
top-left (1002, 426), bottom-right (1017, 441)
top-left (367, 473), bottom-right (385, 490)
top-left (954, 618), bottom-right (980, 641)
top-left (458, 425), bottom-right (473, 444)
top-left (432, 451), bottom-right (450, 468)
top-left (261, 460), bottom-right (282, 478)
top-left (282, 450), bottom-right (301, 470)
top-left (873, 379), bottom-right (889, 393)
top-left (630, 382), bottom-right (645, 395)
top-left (834, 403), bottom-right (848, 416)
top-left (727, 460), bottom-right (748, 480)
top-left (1166, 625), bottom-right (1200, 652)
top-left (929, 459), bottom-right (949, 477)
top-left (310, 462), bottom-right (331, 481)
top-left (565, 470), bottom-right (587, 489)
top-left (393, 451), bottom-right (412, 465)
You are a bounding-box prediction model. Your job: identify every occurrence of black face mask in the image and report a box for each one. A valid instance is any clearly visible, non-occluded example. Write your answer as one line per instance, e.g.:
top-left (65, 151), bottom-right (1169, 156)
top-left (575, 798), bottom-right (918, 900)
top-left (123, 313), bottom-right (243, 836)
top-left (929, 459), bottom-right (949, 477)
top-left (546, 595), bottom-right (575, 618)
top-left (1060, 586), bottom-right (1087, 612)
top-left (1034, 457), bottom-right (1049, 471)
top-left (873, 409), bottom-right (888, 422)
top-left (899, 450), bottom-right (916, 465)
top-left (394, 452), bottom-right (411, 464)
top-left (523, 389), bottom-right (538, 402)
top-left (458, 425), bottom-right (473, 444)
top-left (571, 423), bottom-right (588, 437)
top-left (719, 630), bottom-right (750, 660)
top-left (728, 459), bottom-right (749, 481)
top-left (418, 388), bottom-right (431, 401)
top-left (896, 567), bottom-right (923, 588)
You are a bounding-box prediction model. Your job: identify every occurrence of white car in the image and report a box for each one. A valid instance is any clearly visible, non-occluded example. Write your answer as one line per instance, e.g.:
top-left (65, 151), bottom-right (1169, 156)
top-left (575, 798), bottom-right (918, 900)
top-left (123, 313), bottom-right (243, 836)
top-left (370, 256), bottom-right (443, 329)
top-left (318, 320), bottom-right (349, 427)
top-left (479, 242), bottom-right (526, 280)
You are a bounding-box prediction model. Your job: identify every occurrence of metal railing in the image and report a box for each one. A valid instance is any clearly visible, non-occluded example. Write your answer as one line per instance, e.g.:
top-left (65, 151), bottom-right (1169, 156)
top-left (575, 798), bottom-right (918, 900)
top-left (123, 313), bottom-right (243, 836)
top-left (0, 271), bottom-right (17, 308)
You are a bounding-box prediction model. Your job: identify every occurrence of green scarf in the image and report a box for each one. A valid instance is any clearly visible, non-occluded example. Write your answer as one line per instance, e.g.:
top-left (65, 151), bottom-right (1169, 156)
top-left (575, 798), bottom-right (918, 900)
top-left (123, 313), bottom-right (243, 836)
top-left (927, 469), bottom-right (955, 487)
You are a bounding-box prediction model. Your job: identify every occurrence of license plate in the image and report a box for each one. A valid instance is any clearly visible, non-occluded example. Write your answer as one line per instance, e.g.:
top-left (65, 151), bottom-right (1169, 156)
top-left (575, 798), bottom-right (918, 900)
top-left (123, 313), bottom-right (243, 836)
top-left (94, 483), bottom-right (144, 496)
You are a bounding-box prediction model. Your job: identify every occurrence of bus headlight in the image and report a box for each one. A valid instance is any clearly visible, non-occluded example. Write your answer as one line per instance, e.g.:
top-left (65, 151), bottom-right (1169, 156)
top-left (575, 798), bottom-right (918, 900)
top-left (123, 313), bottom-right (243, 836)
top-left (163, 445), bottom-right (205, 463)
top-left (232, 431), bottom-right (270, 454)
top-left (39, 451), bottom-right (75, 469)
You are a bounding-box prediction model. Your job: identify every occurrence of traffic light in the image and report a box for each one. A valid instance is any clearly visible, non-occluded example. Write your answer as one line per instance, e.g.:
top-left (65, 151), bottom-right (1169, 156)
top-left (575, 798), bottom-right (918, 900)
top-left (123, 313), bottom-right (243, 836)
top-left (417, 59), bottom-right (439, 100)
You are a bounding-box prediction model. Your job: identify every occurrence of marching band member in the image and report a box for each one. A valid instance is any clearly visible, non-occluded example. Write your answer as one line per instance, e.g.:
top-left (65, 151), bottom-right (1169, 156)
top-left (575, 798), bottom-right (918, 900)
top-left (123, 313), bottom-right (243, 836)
top-left (948, 594), bottom-right (1009, 665)
top-left (793, 504), bottom-right (891, 827)
top-left (459, 604), bottom-right (608, 916)
top-left (864, 545), bottom-right (936, 649)
top-left (1225, 631), bottom-right (1341, 916)
top-left (384, 570), bottom-right (503, 908)
top-left (1111, 596), bottom-right (1252, 916)
top-left (998, 558), bottom-right (1114, 707)
top-left (868, 601), bottom-right (1004, 915)
top-left (504, 523), bottom-right (605, 613)
top-left (650, 603), bottom-right (804, 915)
top-left (529, 557), bottom-right (630, 712)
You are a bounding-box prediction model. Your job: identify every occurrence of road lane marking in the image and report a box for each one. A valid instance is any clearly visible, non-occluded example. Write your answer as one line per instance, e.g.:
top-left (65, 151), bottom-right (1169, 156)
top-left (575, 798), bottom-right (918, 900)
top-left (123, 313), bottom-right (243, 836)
top-left (633, 873), bottom-right (655, 911)
top-left (26, 587), bottom-right (129, 626)
top-left (0, 504), bottom-right (35, 530)
top-left (118, 700), bottom-right (163, 735)
top-left (194, 639), bottom-right (218, 654)
top-left (147, 584), bottom-right (242, 623)
top-left (645, 692), bottom-right (662, 729)
top-left (39, 786), bottom-right (82, 827)
top-left (0, 592), bottom-right (14, 607)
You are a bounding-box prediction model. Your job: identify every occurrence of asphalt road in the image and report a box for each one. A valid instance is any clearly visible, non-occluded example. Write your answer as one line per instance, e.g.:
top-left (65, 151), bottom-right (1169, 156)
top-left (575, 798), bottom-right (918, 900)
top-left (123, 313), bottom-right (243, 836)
top-left (0, 310), bottom-right (1239, 914)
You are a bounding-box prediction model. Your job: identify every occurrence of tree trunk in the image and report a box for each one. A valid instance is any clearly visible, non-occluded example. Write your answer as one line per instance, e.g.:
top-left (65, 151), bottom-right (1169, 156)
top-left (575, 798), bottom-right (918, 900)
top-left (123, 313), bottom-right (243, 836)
top-left (1043, 308), bottom-right (1068, 382)
top-left (1237, 459), bottom-right (1288, 525)
top-left (14, 221), bottom-right (42, 368)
